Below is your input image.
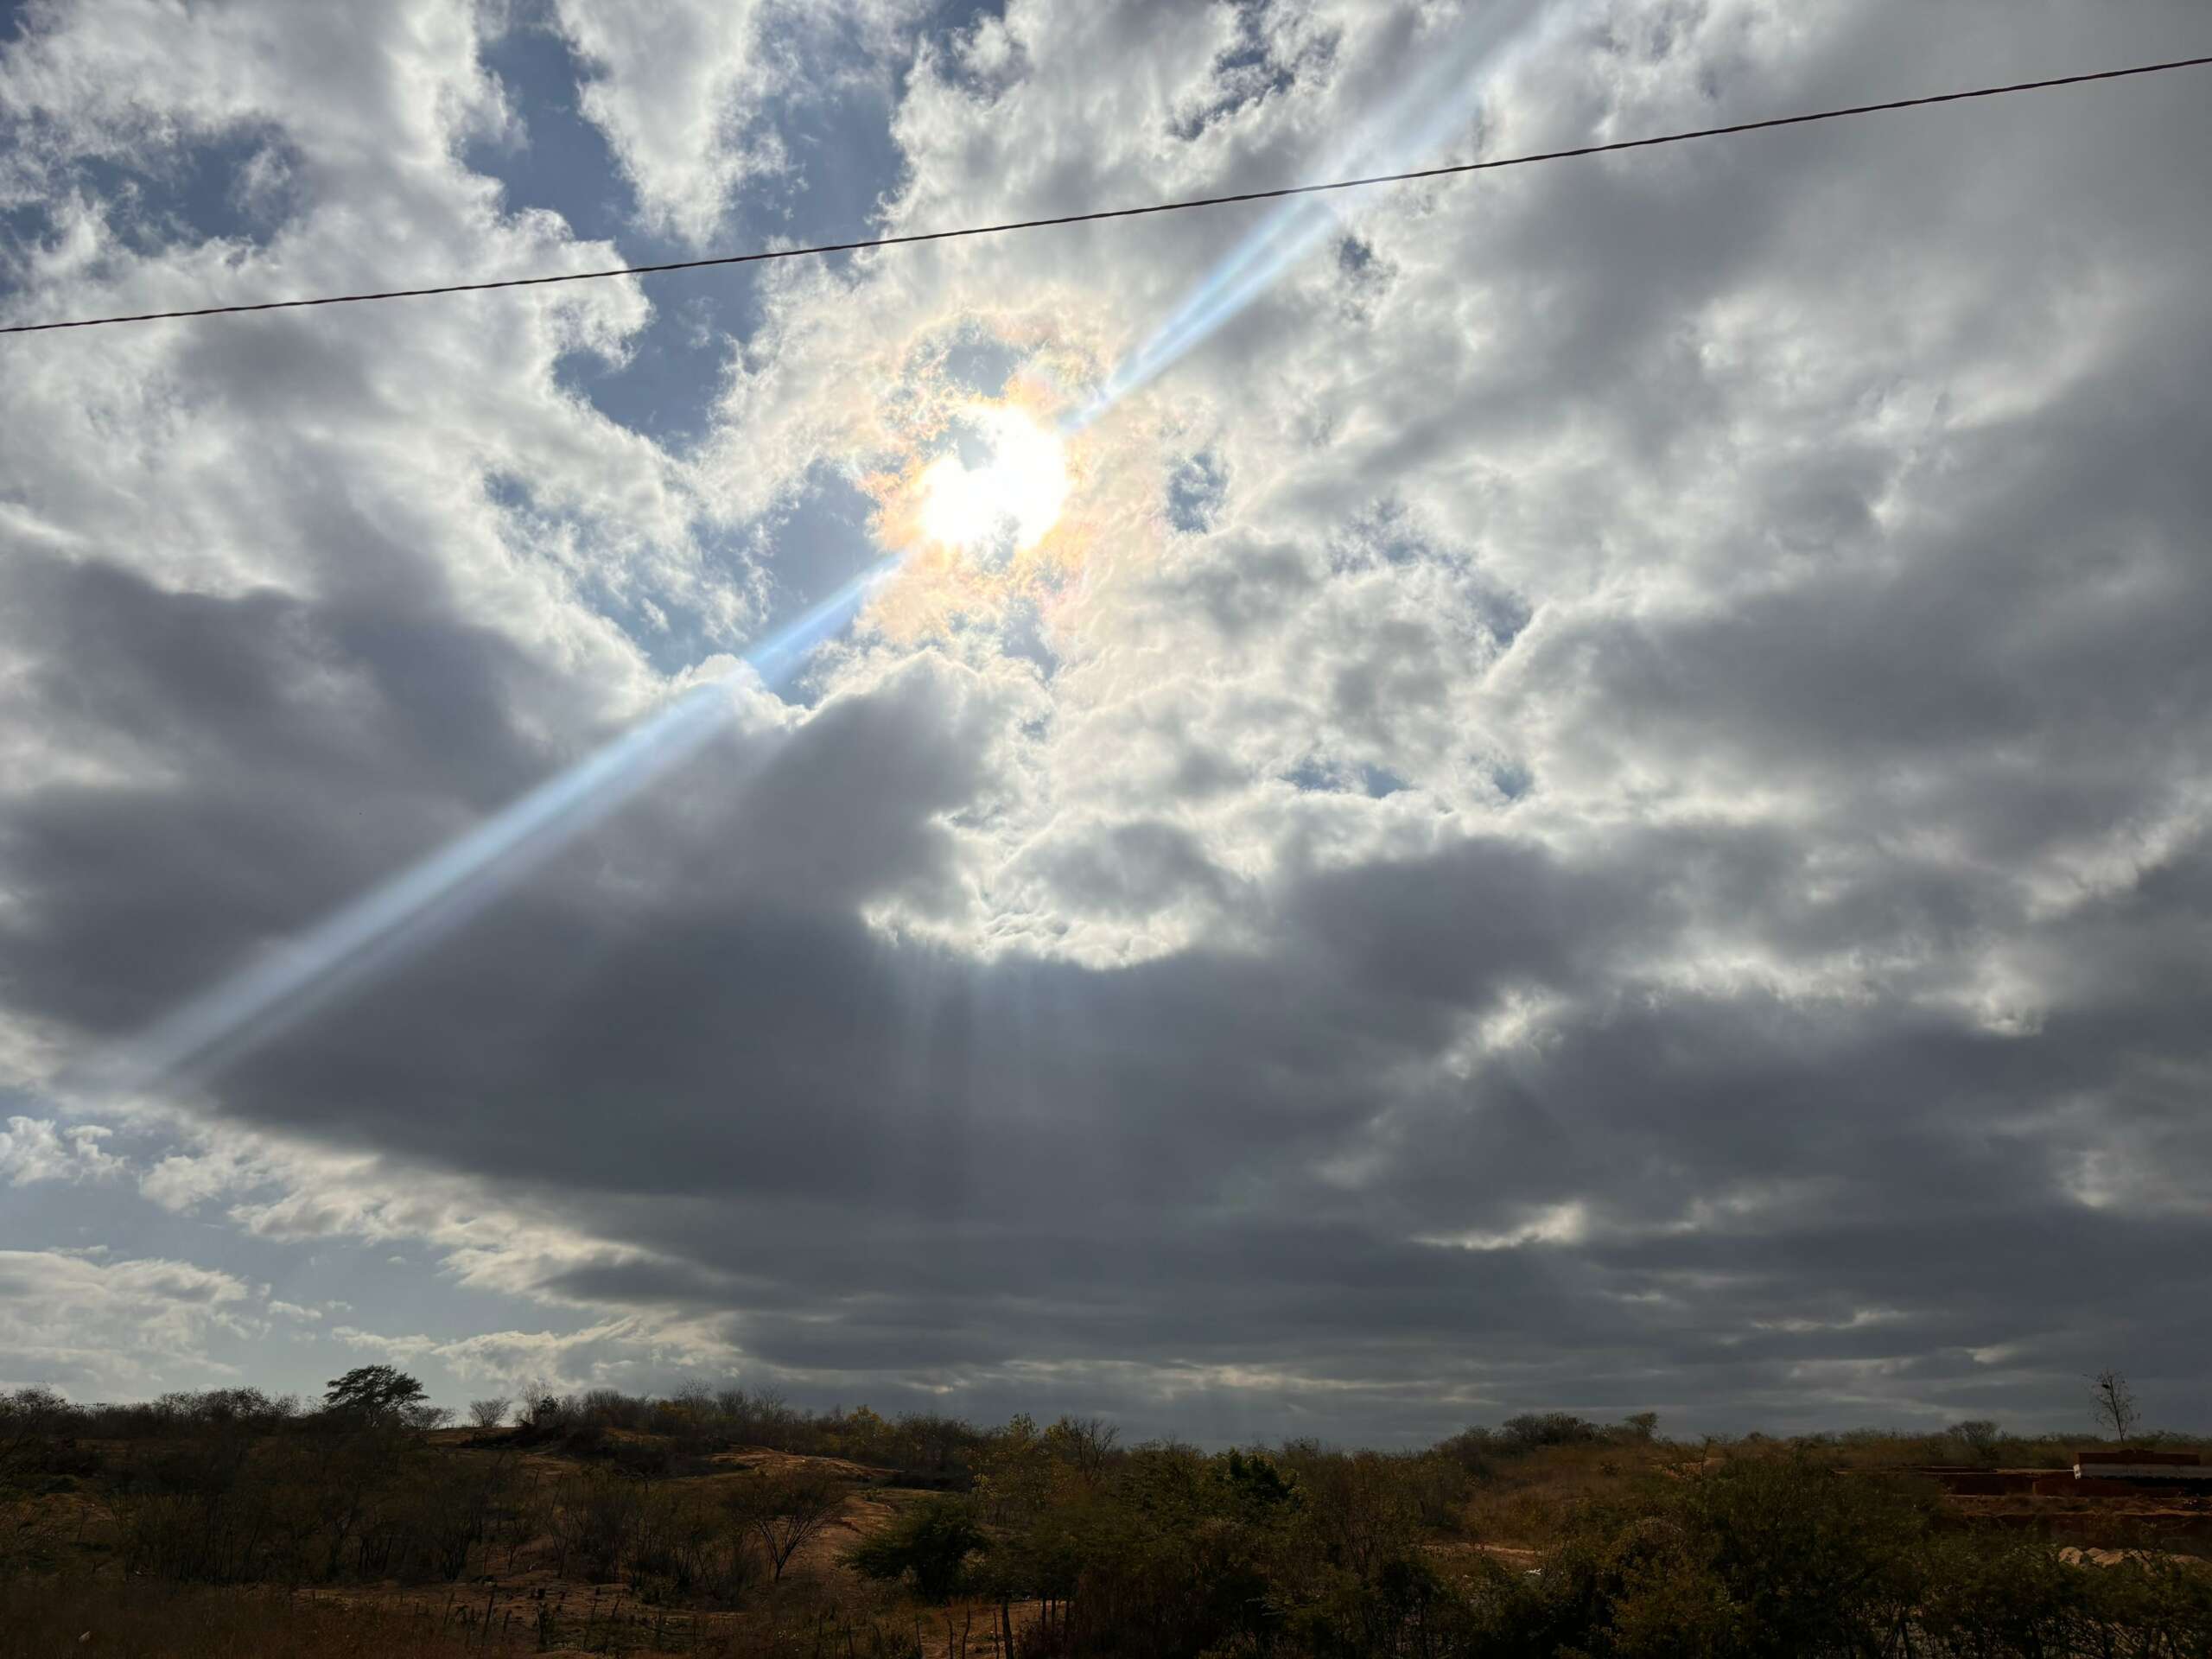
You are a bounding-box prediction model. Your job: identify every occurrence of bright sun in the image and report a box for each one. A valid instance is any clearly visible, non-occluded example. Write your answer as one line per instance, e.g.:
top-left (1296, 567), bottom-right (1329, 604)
top-left (917, 404), bottom-right (1070, 563)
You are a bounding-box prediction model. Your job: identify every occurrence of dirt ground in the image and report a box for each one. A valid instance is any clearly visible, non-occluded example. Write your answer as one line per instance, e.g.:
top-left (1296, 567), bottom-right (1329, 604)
top-left (1947, 1497), bottom-right (2212, 1556)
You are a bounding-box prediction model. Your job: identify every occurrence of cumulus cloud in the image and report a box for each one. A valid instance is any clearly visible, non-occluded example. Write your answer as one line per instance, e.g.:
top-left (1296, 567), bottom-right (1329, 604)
top-left (0, 1116), bottom-right (121, 1185)
top-left (552, 0), bottom-right (788, 246)
top-left (2, 0), bottom-right (2210, 1439)
top-left (0, 1249), bottom-right (256, 1394)
top-left (328, 1313), bottom-right (740, 1392)
top-left (552, 0), bottom-right (923, 247)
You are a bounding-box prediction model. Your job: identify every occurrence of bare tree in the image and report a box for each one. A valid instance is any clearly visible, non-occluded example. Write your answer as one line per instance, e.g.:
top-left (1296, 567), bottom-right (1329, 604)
top-left (469, 1395), bottom-right (513, 1430)
top-left (519, 1380), bottom-right (568, 1431)
top-left (723, 1467), bottom-right (846, 1583)
top-left (1046, 1414), bottom-right (1119, 1479)
top-left (2089, 1369), bottom-right (2140, 1442)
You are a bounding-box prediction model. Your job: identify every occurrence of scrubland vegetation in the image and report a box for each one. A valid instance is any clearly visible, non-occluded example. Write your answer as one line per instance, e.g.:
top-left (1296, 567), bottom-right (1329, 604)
top-left (3, 1377), bottom-right (2207, 1656)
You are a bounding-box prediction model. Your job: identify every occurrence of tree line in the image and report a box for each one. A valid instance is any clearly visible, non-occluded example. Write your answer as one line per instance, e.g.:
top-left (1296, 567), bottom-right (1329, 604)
top-left (3, 1378), bottom-right (2208, 1656)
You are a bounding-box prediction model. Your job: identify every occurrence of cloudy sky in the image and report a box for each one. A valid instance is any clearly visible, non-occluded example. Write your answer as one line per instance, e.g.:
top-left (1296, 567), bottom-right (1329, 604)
top-left (3, 0), bottom-right (2209, 1445)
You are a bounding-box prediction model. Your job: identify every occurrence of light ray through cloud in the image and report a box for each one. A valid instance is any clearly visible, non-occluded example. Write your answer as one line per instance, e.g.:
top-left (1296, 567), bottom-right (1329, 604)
top-left (1065, 0), bottom-right (1577, 434)
top-left (81, 558), bottom-right (899, 1096)
top-left (82, 4), bottom-right (1582, 1103)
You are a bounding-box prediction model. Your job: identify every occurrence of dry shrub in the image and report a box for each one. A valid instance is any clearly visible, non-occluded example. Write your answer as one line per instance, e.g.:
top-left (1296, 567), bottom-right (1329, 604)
top-left (1460, 1440), bottom-right (1662, 1549)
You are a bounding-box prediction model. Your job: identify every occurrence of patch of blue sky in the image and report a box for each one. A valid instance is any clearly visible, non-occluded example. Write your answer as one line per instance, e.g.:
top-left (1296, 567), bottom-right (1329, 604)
top-left (257, 1236), bottom-right (596, 1365)
top-left (0, 118), bottom-right (300, 296)
top-left (1168, 0), bottom-right (1306, 143)
top-left (917, 0), bottom-right (1020, 99)
top-left (738, 10), bottom-right (911, 253)
top-left (84, 125), bottom-right (299, 251)
top-left (1359, 763), bottom-right (1408, 798)
top-left (1325, 503), bottom-right (1534, 653)
top-left (0, 1158), bottom-right (289, 1284)
top-left (1167, 450), bottom-right (1228, 533)
top-left (986, 594), bottom-right (1059, 683)
top-left (465, 5), bottom-right (927, 452)
top-left (1278, 756), bottom-right (1408, 799)
top-left (0, 200), bottom-right (50, 283)
top-left (0, 1113), bottom-right (448, 1342)
top-left (0, 1138), bottom-right (627, 1401)
top-left (484, 471), bottom-right (695, 674)
top-left (490, 459), bottom-right (887, 686)
top-left (1489, 759), bottom-right (1534, 800)
top-left (465, 16), bottom-right (636, 251)
top-left (733, 464), bottom-right (887, 648)
top-left (942, 332), bottom-right (1025, 398)
top-left (464, 18), bottom-right (743, 448)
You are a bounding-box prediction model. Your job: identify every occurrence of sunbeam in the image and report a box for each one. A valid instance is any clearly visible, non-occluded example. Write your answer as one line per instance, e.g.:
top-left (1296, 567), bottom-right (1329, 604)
top-left (1066, 0), bottom-right (1573, 434)
top-left (86, 7), bottom-right (1576, 1100)
top-left (83, 559), bottom-right (899, 1096)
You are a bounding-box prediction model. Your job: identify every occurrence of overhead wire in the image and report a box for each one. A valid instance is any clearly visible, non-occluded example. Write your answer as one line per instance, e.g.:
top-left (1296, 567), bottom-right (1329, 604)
top-left (3, 53), bottom-right (2208, 337)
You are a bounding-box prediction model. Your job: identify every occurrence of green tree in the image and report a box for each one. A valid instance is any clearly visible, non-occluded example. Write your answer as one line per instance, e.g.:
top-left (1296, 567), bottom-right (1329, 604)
top-left (322, 1365), bottom-right (429, 1421)
top-left (847, 1494), bottom-right (985, 1602)
top-left (1947, 1418), bottom-right (2003, 1466)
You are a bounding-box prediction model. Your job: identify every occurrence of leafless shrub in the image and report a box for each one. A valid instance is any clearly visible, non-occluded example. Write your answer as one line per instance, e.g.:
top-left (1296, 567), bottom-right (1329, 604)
top-left (2090, 1369), bottom-right (2141, 1441)
top-left (724, 1467), bottom-right (847, 1583)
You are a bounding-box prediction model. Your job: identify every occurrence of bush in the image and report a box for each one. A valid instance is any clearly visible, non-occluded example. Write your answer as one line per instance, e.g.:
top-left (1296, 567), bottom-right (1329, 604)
top-left (1499, 1412), bottom-right (1606, 1450)
top-left (20, 1382), bottom-right (2212, 1658)
top-left (1432, 1426), bottom-right (1498, 1480)
top-left (848, 1495), bottom-right (985, 1603)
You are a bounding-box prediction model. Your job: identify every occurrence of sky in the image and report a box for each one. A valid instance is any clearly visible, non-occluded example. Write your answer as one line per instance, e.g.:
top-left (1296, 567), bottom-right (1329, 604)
top-left (2, 0), bottom-right (2209, 1446)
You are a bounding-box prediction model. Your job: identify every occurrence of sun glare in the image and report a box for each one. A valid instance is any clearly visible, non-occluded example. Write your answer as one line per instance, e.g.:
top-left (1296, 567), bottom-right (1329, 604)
top-left (917, 405), bottom-right (1069, 563)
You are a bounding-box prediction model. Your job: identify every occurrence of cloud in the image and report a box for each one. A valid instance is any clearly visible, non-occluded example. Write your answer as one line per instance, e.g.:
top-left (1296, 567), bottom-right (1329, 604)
top-left (552, 0), bottom-right (785, 246)
top-left (551, 0), bottom-right (922, 247)
top-left (0, 1116), bottom-right (121, 1185)
top-left (0, 1249), bottom-right (256, 1395)
top-left (328, 1314), bottom-right (739, 1393)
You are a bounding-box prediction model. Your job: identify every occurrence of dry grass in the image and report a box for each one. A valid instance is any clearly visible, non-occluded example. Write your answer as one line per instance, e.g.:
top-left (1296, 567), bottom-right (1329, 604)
top-left (0, 1580), bottom-right (536, 1658)
top-left (1, 1578), bottom-right (950, 1658)
top-left (1454, 1436), bottom-right (2212, 1559)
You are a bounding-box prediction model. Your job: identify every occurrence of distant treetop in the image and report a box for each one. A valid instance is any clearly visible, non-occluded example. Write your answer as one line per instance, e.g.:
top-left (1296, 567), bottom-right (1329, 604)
top-left (323, 1364), bottom-right (429, 1420)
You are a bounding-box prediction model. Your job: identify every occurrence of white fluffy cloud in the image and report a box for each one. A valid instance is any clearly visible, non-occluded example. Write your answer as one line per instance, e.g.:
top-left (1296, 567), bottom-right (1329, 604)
top-left (0, 1116), bottom-right (120, 1185)
top-left (553, 0), bottom-right (784, 247)
top-left (0, 1249), bottom-right (256, 1393)
top-left (553, 0), bottom-right (923, 246)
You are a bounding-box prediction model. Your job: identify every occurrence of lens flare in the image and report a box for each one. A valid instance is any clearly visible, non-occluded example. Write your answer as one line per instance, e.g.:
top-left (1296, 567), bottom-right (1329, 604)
top-left (917, 405), bottom-right (1070, 565)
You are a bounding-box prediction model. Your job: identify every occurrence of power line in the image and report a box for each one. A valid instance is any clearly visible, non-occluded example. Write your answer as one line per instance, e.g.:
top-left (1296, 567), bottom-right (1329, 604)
top-left (4, 53), bottom-right (2207, 338)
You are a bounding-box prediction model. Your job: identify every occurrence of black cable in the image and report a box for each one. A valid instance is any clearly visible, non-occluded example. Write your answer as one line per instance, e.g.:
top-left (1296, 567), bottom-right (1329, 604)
top-left (4, 54), bottom-right (2207, 337)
